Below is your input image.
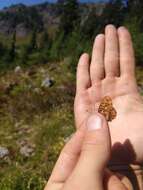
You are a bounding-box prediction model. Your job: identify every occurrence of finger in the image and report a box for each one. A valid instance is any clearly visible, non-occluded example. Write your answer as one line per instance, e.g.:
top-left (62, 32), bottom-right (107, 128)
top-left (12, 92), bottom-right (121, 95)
top-left (115, 172), bottom-right (133, 190)
top-left (78, 114), bottom-right (111, 173)
top-left (104, 24), bottom-right (119, 77)
top-left (66, 114), bottom-right (111, 190)
top-left (90, 34), bottom-right (105, 82)
top-left (47, 127), bottom-right (85, 186)
top-left (118, 26), bottom-right (135, 77)
top-left (76, 53), bottom-right (91, 93)
top-left (104, 170), bottom-right (129, 190)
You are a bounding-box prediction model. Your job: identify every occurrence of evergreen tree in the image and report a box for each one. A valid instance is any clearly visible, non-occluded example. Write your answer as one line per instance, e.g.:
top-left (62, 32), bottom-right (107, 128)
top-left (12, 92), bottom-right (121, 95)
top-left (39, 30), bottom-right (51, 50)
top-left (58, 0), bottom-right (80, 35)
top-left (49, 31), bottom-right (64, 61)
top-left (19, 29), bottom-right (38, 65)
top-left (20, 45), bottom-right (29, 65)
top-left (126, 0), bottom-right (143, 13)
top-left (124, 16), bottom-right (143, 65)
top-left (99, 0), bottom-right (126, 28)
top-left (28, 28), bottom-right (37, 53)
top-left (31, 29), bottom-right (37, 50)
top-left (4, 31), bottom-right (16, 63)
top-left (38, 30), bottom-right (52, 64)
top-left (0, 42), bottom-right (5, 58)
top-left (126, 0), bottom-right (143, 30)
top-left (80, 7), bottom-right (100, 39)
top-left (9, 30), bottom-right (16, 61)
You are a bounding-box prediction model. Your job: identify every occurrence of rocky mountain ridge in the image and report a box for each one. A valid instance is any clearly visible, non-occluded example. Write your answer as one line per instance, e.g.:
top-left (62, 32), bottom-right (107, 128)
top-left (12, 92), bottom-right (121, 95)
top-left (0, 2), bottom-right (105, 37)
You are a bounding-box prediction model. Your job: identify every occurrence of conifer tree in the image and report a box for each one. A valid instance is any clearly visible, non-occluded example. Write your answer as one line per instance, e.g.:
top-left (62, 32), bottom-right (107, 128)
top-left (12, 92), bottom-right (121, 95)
top-left (58, 0), bottom-right (80, 35)
top-left (40, 30), bottom-right (51, 50)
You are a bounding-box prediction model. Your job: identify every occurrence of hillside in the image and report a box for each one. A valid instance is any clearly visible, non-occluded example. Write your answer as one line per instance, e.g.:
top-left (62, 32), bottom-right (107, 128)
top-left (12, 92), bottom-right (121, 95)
top-left (0, 2), bottom-right (105, 37)
top-left (0, 60), bottom-right (75, 189)
top-left (0, 0), bottom-right (143, 189)
top-left (0, 57), bottom-right (143, 189)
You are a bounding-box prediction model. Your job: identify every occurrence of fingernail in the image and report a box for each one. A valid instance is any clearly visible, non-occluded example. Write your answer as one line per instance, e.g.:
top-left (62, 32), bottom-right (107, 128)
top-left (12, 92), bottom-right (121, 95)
top-left (87, 115), bottom-right (102, 131)
top-left (118, 26), bottom-right (127, 31)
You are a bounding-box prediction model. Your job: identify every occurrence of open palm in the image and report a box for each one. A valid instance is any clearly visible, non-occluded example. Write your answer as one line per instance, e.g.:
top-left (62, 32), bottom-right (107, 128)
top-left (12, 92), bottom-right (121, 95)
top-left (74, 25), bottom-right (143, 165)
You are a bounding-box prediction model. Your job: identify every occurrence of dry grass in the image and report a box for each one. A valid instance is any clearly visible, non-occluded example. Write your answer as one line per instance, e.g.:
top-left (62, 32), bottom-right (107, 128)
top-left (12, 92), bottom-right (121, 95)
top-left (0, 61), bottom-right (75, 189)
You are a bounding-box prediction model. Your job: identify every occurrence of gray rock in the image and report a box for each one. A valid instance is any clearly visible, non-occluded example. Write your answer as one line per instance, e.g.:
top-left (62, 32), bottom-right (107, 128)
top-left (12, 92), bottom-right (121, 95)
top-left (16, 23), bottom-right (30, 38)
top-left (0, 20), bottom-right (14, 35)
top-left (27, 84), bottom-right (33, 90)
top-left (17, 139), bottom-right (27, 146)
top-left (14, 66), bottom-right (22, 73)
top-left (14, 120), bottom-right (24, 128)
top-left (33, 88), bottom-right (41, 94)
top-left (57, 85), bottom-right (66, 90)
top-left (20, 145), bottom-right (35, 157)
top-left (0, 147), bottom-right (9, 158)
top-left (39, 68), bottom-right (46, 75)
top-left (41, 77), bottom-right (54, 88)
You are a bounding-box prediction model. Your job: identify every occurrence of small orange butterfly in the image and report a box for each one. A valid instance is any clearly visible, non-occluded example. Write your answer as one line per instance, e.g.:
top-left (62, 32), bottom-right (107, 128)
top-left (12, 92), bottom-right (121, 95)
top-left (98, 96), bottom-right (117, 122)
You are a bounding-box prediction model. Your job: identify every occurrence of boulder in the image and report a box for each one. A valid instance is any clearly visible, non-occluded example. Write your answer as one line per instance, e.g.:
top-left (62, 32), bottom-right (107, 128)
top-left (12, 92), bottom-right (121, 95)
top-left (14, 66), bottom-right (22, 74)
top-left (20, 145), bottom-right (35, 157)
top-left (0, 147), bottom-right (9, 158)
top-left (41, 77), bottom-right (54, 88)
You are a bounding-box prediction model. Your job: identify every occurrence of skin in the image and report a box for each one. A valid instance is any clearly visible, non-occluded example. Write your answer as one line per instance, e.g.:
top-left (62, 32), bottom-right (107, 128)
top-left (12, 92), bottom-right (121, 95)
top-left (74, 25), bottom-right (143, 164)
top-left (45, 25), bottom-right (137, 190)
top-left (45, 114), bottom-right (128, 190)
top-left (45, 25), bottom-right (141, 190)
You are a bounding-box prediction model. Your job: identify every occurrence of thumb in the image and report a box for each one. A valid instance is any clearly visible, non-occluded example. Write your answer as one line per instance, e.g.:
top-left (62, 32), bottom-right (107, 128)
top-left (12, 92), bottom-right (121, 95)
top-left (63, 114), bottom-right (111, 190)
top-left (75, 114), bottom-right (111, 175)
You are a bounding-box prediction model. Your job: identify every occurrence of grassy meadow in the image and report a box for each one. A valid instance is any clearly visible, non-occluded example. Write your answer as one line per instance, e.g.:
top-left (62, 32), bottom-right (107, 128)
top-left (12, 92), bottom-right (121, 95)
top-left (0, 37), bottom-right (143, 190)
top-left (0, 60), bottom-right (75, 189)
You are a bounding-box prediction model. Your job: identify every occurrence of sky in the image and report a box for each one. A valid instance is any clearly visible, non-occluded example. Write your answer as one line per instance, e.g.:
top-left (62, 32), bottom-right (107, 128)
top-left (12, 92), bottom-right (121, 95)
top-left (0, 0), bottom-right (106, 9)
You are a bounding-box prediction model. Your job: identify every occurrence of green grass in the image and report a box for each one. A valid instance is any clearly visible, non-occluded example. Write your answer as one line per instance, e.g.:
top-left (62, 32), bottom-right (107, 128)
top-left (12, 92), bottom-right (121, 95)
top-left (0, 61), bottom-right (75, 189)
top-left (0, 57), bottom-right (143, 189)
top-left (0, 106), bottom-right (74, 189)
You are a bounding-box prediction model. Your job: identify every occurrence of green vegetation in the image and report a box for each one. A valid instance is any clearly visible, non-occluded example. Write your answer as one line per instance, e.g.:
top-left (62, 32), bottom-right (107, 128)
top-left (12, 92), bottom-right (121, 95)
top-left (0, 0), bottom-right (143, 71)
top-left (0, 0), bottom-right (143, 189)
top-left (0, 4), bottom-right (43, 31)
top-left (0, 63), bottom-right (75, 189)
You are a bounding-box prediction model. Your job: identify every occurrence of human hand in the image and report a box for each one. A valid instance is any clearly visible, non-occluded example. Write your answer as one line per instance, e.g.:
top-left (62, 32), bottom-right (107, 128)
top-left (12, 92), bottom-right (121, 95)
top-left (45, 114), bottom-right (128, 190)
top-left (74, 25), bottom-right (143, 164)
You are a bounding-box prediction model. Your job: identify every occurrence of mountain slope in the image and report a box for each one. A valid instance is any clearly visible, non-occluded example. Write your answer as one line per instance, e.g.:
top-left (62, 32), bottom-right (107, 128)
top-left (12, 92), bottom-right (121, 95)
top-left (0, 2), bottom-right (105, 37)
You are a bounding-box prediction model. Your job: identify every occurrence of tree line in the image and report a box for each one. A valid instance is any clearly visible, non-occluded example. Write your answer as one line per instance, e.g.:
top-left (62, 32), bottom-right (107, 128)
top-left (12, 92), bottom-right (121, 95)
top-left (0, 0), bottom-right (143, 71)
